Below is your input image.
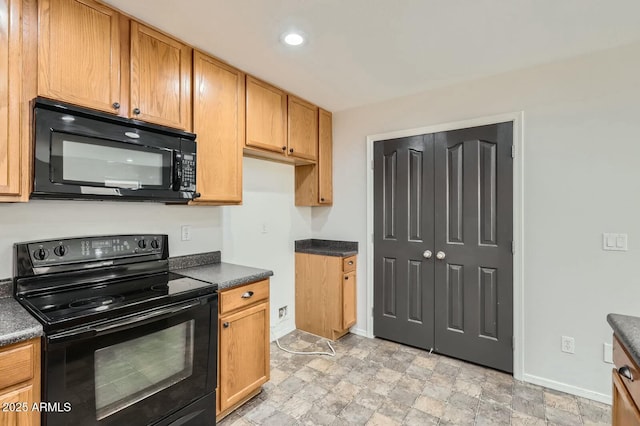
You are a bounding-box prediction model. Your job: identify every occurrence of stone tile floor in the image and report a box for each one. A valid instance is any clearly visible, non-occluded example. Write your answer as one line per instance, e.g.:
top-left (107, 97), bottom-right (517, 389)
top-left (219, 330), bottom-right (611, 425)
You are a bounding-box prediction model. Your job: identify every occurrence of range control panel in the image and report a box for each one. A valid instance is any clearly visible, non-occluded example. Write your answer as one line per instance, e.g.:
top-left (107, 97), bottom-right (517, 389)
top-left (26, 235), bottom-right (166, 266)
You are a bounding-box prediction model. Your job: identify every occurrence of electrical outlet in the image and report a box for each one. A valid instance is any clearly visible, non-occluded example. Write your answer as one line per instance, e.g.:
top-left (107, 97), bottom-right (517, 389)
top-left (561, 336), bottom-right (575, 354)
top-left (181, 225), bottom-right (191, 241)
top-left (261, 223), bottom-right (268, 234)
top-left (278, 306), bottom-right (287, 319)
top-left (604, 343), bottom-right (613, 364)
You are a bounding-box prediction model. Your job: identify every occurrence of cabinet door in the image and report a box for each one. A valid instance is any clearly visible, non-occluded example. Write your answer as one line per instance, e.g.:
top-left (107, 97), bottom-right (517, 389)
top-left (287, 95), bottom-right (317, 161)
top-left (613, 369), bottom-right (640, 425)
top-left (219, 301), bottom-right (269, 411)
top-left (0, 384), bottom-right (36, 426)
top-left (318, 109), bottom-right (333, 204)
top-left (245, 76), bottom-right (286, 154)
top-left (342, 270), bottom-right (356, 329)
top-left (38, 0), bottom-right (121, 114)
top-left (192, 52), bottom-right (244, 204)
top-left (0, 0), bottom-right (21, 197)
top-left (130, 22), bottom-right (191, 130)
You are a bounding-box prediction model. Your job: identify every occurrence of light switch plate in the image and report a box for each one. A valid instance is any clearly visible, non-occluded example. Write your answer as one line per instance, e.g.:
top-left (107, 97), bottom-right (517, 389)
top-left (603, 233), bottom-right (628, 251)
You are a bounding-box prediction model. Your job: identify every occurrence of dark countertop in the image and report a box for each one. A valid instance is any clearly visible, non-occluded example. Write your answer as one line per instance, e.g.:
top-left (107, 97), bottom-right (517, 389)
top-left (170, 252), bottom-right (273, 290)
top-left (608, 313), bottom-right (640, 367)
top-left (0, 280), bottom-right (43, 347)
top-left (295, 239), bottom-right (358, 257)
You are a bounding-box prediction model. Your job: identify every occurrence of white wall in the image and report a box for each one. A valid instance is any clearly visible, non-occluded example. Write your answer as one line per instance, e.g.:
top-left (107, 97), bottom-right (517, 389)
top-left (0, 200), bottom-right (223, 278)
top-left (222, 157), bottom-right (313, 340)
top-left (314, 41), bottom-right (640, 402)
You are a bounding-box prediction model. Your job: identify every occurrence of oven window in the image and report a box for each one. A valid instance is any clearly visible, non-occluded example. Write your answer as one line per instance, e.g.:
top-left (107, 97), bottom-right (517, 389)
top-left (94, 320), bottom-right (194, 420)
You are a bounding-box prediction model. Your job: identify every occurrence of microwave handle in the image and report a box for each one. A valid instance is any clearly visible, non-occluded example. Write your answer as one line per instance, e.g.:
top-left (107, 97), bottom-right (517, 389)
top-left (173, 151), bottom-right (183, 191)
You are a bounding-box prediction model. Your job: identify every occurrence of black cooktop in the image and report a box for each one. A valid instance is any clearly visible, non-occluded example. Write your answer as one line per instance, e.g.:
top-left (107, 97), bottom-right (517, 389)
top-left (18, 272), bottom-right (216, 332)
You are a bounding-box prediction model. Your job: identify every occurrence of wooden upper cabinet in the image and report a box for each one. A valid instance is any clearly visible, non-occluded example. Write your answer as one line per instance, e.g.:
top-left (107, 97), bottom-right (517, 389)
top-left (0, 0), bottom-right (23, 199)
top-left (192, 51), bottom-right (244, 204)
top-left (245, 76), bottom-right (287, 154)
top-left (130, 21), bottom-right (192, 130)
top-left (287, 95), bottom-right (317, 161)
top-left (318, 109), bottom-right (333, 204)
top-left (38, 0), bottom-right (121, 114)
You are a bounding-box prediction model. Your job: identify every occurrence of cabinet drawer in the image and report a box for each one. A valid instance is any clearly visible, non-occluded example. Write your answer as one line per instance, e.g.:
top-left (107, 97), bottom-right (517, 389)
top-left (614, 335), bottom-right (640, 410)
top-left (342, 256), bottom-right (356, 272)
top-left (0, 340), bottom-right (34, 389)
top-left (220, 280), bottom-right (269, 315)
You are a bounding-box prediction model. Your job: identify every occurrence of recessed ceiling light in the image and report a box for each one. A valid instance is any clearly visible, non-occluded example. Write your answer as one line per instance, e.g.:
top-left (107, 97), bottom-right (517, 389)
top-left (282, 32), bottom-right (305, 46)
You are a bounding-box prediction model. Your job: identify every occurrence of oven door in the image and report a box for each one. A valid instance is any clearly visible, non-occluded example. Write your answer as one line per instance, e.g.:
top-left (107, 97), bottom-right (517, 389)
top-left (43, 297), bottom-right (217, 426)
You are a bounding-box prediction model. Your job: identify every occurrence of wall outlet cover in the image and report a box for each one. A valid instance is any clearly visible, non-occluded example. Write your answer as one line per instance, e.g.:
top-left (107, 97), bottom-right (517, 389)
top-left (561, 336), bottom-right (575, 354)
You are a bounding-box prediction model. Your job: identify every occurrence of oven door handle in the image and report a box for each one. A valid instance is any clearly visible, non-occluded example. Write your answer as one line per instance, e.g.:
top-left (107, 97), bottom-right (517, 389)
top-left (91, 300), bottom-right (202, 335)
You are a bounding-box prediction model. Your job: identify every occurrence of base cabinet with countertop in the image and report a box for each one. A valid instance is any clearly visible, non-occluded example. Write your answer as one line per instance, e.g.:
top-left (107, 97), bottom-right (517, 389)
top-left (612, 335), bottom-right (640, 425)
top-left (217, 279), bottom-right (270, 420)
top-left (0, 338), bottom-right (41, 426)
top-left (295, 240), bottom-right (358, 340)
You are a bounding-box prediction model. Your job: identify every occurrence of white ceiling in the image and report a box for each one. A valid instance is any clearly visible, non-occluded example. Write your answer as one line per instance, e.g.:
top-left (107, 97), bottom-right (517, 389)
top-left (104, 0), bottom-right (640, 111)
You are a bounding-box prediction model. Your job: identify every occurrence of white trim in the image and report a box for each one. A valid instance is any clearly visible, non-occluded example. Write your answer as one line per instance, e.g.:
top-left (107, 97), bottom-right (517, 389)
top-left (365, 111), bottom-right (525, 381)
top-left (349, 327), bottom-right (369, 338)
top-left (523, 373), bottom-right (612, 405)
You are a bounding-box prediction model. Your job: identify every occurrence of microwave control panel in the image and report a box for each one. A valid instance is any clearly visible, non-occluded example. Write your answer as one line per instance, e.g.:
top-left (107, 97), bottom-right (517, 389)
top-left (180, 154), bottom-right (196, 190)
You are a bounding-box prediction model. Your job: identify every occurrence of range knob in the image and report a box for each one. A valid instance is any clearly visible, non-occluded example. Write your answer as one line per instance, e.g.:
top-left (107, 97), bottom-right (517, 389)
top-left (34, 248), bottom-right (48, 260)
top-left (138, 239), bottom-right (147, 249)
top-left (53, 245), bottom-right (67, 257)
top-left (150, 239), bottom-right (160, 249)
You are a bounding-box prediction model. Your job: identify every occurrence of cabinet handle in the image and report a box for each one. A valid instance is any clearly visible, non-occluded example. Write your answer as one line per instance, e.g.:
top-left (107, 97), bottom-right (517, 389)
top-left (281, 146), bottom-right (287, 151)
top-left (241, 291), bottom-right (254, 299)
top-left (348, 261), bottom-right (354, 265)
top-left (133, 107), bottom-right (141, 115)
top-left (619, 365), bottom-right (634, 381)
top-left (112, 102), bottom-right (120, 110)
top-left (223, 322), bottom-right (229, 328)
top-left (289, 148), bottom-right (294, 153)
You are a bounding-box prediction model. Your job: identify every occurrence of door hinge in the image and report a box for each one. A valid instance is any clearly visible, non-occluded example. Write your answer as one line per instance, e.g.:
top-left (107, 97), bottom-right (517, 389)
top-left (511, 146), bottom-right (515, 158)
top-left (371, 306), bottom-right (374, 317)
top-left (511, 241), bottom-right (515, 255)
top-left (512, 336), bottom-right (515, 349)
top-left (371, 160), bottom-right (374, 170)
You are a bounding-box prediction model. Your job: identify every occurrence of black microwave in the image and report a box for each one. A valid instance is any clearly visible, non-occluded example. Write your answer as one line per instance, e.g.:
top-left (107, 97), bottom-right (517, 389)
top-left (32, 97), bottom-right (200, 202)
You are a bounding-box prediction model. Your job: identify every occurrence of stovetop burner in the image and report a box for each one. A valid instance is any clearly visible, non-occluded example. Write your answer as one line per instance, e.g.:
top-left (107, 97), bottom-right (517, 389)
top-left (68, 295), bottom-right (125, 309)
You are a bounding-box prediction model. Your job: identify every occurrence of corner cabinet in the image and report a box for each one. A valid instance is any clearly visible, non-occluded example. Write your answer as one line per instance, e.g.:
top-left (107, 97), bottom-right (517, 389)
top-left (612, 335), bottom-right (640, 425)
top-left (191, 51), bottom-right (244, 204)
top-left (0, 338), bottom-right (41, 426)
top-left (217, 279), bottom-right (270, 420)
top-left (295, 253), bottom-right (356, 340)
top-left (295, 109), bottom-right (333, 205)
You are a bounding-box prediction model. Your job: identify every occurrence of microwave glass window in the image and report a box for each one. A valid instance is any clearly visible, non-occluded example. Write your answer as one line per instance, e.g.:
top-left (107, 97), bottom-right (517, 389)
top-left (62, 140), bottom-right (164, 188)
top-left (94, 320), bottom-right (195, 420)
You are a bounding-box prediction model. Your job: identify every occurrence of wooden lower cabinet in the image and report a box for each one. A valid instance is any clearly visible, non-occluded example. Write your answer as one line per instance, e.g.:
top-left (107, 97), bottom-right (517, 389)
top-left (295, 253), bottom-right (357, 340)
top-left (217, 279), bottom-right (270, 420)
top-left (0, 338), bottom-right (41, 426)
top-left (613, 335), bottom-right (640, 425)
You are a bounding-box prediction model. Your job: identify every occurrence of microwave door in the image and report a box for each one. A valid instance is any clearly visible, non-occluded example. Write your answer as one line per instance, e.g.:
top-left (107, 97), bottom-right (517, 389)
top-left (49, 132), bottom-right (173, 192)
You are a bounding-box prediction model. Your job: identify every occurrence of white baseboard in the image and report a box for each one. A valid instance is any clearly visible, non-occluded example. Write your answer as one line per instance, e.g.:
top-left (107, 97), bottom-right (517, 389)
top-left (270, 322), bottom-right (296, 342)
top-left (522, 373), bottom-right (611, 405)
top-left (350, 327), bottom-right (370, 338)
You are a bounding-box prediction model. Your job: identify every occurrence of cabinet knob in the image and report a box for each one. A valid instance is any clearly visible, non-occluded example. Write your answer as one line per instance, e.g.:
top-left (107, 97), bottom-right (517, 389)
top-left (133, 107), bottom-right (141, 115)
top-left (619, 365), bottom-right (634, 381)
top-left (223, 322), bottom-right (230, 328)
top-left (241, 291), bottom-right (254, 299)
top-left (281, 146), bottom-right (287, 151)
top-left (344, 276), bottom-right (349, 280)
top-left (320, 198), bottom-right (325, 202)
top-left (289, 148), bottom-right (294, 153)
top-left (112, 102), bottom-right (120, 110)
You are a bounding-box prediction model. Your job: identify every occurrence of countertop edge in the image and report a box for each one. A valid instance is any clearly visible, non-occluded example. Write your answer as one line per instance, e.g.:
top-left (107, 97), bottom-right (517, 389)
top-left (294, 248), bottom-right (358, 257)
top-left (607, 313), bottom-right (640, 367)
